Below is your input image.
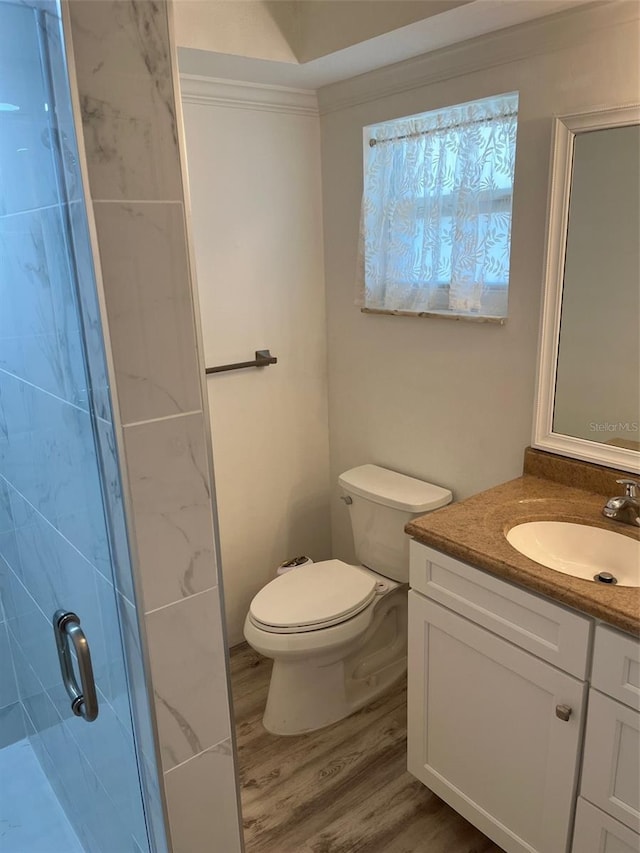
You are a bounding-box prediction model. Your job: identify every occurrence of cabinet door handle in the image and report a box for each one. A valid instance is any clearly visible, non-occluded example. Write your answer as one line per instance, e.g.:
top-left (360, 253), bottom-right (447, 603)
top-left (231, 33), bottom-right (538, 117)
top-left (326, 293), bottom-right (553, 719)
top-left (53, 610), bottom-right (99, 722)
top-left (555, 703), bottom-right (572, 722)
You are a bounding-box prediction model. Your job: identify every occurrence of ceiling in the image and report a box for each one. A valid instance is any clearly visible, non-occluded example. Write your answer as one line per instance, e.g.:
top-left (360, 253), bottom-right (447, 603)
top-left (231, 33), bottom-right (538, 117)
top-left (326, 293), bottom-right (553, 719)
top-left (175, 0), bottom-right (600, 89)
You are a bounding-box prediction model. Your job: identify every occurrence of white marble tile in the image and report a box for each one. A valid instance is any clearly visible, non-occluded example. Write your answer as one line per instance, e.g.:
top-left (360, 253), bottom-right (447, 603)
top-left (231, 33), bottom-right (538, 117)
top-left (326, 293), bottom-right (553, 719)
top-left (25, 713), bottom-right (99, 853)
top-left (19, 653), bottom-right (150, 853)
top-left (0, 621), bottom-right (18, 709)
top-left (44, 707), bottom-right (136, 853)
top-left (0, 3), bottom-right (60, 215)
top-left (163, 739), bottom-right (242, 853)
top-left (113, 597), bottom-right (155, 754)
top-left (140, 749), bottom-right (170, 853)
top-left (11, 568), bottom-right (145, 853)
top-left (7, 507), bottom-right (132, 744)
top-left (0, 739), bottom-right (84, 853)
top-left (0, 372), bottom-right (109, 574)
top-left (0, 477), bottom-right (14, 539)
top-left (0, 485), bottom-right (20, 606)
top-left (124, 413), bottom-right (217, 612)
top-left (67, 200), bottom-right (111, 421)
top-left (95, 417), bottom-right (136, 602)
top-left (20, 691), bottom-right (96, 847)
top-left (113, 593), bottom-right (149, 738)
top-left (6, 524), bottom-right (97, 697)
top-left (0, 701), bottom-right (25, 749)
top-left (61, 681), bottom-right (148, 848)
top-left (5, 620), bottom-right (40, 705)
top-left (92, 201), bottom-right (201, 424)
top-left (0, 207), bottom-right (86, 407)
top-left (39, 8), bottom-right (84, 207)
top-left (93, 569), bottom-right (128, 705)
top-left (145, 590), bottom-right (231, 772)
top-left (66, 0), bottom-right (182, 202)
top-left (115, 589), bottom-right (166, 849)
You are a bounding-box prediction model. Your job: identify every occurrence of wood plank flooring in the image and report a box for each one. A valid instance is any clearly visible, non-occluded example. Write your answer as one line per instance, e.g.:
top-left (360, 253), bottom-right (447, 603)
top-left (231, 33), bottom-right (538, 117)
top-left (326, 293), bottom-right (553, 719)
top-left (230, 644), bottom-right (505, 853)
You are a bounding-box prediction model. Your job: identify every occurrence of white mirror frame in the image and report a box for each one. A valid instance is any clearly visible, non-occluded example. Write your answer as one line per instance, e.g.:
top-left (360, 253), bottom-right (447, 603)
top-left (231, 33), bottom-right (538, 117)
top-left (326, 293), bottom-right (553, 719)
top-left (533, 103), bottom-right (640, 474)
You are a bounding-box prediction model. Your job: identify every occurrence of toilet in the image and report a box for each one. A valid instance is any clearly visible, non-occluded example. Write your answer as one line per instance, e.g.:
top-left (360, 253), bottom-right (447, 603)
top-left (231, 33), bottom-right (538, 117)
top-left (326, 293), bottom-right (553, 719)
top-left (243, 464), bottom-right (452, 736)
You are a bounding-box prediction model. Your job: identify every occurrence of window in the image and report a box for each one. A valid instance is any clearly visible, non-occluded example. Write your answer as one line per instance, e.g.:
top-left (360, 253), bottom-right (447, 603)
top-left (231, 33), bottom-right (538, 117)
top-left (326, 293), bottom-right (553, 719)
top-left (357, 92), bottom-right (519, 320)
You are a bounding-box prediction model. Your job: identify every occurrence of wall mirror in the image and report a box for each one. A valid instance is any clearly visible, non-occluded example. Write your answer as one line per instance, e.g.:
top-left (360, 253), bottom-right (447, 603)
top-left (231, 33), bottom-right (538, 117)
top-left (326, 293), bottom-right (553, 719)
top-left (534, 103), bottom-right (640, 474)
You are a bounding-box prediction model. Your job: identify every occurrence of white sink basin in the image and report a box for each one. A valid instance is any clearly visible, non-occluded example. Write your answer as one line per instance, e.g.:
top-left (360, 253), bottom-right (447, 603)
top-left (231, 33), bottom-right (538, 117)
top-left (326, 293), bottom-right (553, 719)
top-left (506, 522), bottom-right (640, 587)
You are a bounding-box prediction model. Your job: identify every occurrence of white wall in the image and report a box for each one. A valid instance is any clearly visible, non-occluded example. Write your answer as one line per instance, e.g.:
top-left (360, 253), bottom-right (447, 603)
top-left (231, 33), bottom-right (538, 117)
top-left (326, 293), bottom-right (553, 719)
top-left (182, 81), bottom-right (332, 646)
top-left (319, 2), bottom-right (640, 563)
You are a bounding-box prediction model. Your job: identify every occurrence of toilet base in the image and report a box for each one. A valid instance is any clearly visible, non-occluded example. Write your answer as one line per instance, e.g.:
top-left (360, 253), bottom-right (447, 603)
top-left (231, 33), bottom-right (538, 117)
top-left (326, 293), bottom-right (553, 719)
top-left (261, 596), bottom-right (407, 736)
top-left (263, 657), bottom-right (406, 736)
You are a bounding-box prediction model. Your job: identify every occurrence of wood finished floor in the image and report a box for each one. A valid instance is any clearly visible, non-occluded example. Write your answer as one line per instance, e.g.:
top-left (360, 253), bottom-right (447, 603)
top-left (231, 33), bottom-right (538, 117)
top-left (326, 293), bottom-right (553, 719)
top-left (230, 644), bottom-right (505, 853)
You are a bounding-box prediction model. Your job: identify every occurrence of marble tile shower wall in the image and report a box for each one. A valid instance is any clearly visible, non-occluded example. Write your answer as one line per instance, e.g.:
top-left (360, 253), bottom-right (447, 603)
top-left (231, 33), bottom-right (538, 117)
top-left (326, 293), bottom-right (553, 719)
top-left (0, 578), bottom-right (23, 749)
top-left (0, 2), bottom-right (154, 851)
top-left (63, 1), bottom-right (243, 851)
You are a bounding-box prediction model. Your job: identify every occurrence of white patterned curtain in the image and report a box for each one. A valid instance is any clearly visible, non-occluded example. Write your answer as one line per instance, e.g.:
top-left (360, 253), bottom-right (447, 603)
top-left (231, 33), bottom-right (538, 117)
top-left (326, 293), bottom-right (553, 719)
top-left (357, 93), bottom-right (519, 318)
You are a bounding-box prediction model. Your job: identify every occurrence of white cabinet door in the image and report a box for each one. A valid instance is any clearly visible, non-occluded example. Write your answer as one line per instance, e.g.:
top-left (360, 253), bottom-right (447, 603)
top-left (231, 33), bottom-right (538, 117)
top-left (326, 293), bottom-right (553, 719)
top-left (581, 689), bottom-right (640, 833)
top-left (408, 591), bottom-right (587, 853)
top-left (572, 798), bottom-right (640, 853)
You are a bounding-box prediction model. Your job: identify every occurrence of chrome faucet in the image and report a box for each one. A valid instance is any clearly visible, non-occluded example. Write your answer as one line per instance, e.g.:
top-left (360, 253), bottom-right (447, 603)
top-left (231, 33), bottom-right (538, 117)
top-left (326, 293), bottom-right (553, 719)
top-left (602, 479), bottom-right (640, 527)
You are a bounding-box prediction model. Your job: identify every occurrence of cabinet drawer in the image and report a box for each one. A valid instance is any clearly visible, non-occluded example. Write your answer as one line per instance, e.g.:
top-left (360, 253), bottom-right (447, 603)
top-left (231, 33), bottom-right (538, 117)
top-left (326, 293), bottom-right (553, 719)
top-left (572, 798), bottom-right (639, 853)
top-left (409, 539), bottom-right (591, 678)
top-left (581, 689), bottom-right (640, 832)
top-left (592, 624), bottom-right (640, 710)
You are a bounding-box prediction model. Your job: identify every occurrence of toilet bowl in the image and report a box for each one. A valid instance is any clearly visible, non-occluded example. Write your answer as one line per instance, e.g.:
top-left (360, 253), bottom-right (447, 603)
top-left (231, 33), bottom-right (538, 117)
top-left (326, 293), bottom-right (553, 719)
top-left (244, 464), bottom-right (451, 736)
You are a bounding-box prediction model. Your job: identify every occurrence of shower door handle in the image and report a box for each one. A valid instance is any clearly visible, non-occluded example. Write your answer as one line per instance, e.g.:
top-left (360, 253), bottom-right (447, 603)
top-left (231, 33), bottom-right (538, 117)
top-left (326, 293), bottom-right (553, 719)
top-left (53, 610), bottom-right (99, 722)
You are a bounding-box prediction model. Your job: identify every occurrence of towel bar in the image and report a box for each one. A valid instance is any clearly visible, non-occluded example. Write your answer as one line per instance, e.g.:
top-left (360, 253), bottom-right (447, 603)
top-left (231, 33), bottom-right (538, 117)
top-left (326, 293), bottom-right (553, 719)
top-left (205, 349), bottom-right (277, 375)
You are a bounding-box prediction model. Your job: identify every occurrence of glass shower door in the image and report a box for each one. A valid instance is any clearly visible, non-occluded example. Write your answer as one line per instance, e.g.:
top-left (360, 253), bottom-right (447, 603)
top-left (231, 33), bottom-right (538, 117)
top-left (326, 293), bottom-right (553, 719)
top-left (0, 1), bottom-right (158, 850)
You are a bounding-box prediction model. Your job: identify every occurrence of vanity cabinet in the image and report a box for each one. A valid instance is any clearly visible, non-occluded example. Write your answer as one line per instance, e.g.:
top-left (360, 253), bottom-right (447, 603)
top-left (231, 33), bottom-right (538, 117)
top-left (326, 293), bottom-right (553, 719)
top-left (573, 625), bottom-right (640, 851)
top-left (580, 690), bottom-right (640, 831)
top-left (408, 593), bottom-right (586, 853)
top-left (408, 540), bottom-right (640, 853)
top-left (572, 799), bottom-right (639, 853)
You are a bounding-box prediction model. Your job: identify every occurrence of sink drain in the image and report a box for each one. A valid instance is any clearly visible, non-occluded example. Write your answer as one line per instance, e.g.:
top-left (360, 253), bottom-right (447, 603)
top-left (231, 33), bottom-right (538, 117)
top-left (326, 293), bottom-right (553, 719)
top-left (594, 572), bottom-right (617, 584)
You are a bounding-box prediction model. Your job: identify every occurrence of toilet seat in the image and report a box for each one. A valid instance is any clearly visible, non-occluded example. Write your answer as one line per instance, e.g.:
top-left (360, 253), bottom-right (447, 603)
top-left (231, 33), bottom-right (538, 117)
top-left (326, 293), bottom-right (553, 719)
top-left (248, 560), bottom-right (378, 634)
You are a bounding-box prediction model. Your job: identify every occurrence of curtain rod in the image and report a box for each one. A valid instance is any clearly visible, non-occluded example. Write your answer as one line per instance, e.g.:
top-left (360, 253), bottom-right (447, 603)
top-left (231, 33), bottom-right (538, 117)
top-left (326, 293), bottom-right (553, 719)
top-left (369, 110), bottom-right (518, 147)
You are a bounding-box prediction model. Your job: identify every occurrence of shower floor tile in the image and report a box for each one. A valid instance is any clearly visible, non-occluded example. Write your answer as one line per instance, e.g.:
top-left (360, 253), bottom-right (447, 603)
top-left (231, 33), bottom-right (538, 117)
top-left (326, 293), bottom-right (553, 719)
top-left (0, 738), bottom-right (84, 853)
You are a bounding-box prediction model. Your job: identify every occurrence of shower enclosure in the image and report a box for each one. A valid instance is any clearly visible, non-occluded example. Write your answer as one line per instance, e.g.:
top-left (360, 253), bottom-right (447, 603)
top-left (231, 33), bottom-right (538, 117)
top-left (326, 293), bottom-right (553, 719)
top-left (0, 0), bottom-right (165, 849)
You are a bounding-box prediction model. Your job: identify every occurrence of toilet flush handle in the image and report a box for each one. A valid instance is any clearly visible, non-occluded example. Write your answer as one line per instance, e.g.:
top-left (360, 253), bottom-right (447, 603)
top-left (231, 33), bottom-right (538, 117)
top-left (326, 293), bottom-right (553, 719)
top-left (340, 495), bottom-right (353, 505)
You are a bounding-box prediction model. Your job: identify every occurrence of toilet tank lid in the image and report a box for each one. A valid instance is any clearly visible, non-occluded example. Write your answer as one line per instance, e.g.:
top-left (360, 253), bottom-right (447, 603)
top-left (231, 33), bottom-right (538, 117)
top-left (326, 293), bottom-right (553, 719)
top-left (338, 464), bottom-right (452, 513)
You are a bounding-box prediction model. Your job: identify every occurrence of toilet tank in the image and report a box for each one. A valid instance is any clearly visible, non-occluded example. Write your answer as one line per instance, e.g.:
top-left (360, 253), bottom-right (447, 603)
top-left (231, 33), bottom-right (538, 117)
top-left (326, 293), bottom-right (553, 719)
top-left (338, 465), bottom-right (452, 582)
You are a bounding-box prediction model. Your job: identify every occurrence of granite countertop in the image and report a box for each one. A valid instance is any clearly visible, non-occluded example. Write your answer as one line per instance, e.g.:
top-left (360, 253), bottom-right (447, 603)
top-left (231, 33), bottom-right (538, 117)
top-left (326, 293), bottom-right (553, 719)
top-left (406, 474), bottom-right (640, 636)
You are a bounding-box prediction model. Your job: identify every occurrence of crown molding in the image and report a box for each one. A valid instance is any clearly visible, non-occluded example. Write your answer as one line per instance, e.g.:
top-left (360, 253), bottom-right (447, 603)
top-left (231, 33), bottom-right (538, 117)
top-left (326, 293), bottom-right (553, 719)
top-left (179, 73), bottom-right (319, 116)
top-left (318, 1), bottom-right (639, 115)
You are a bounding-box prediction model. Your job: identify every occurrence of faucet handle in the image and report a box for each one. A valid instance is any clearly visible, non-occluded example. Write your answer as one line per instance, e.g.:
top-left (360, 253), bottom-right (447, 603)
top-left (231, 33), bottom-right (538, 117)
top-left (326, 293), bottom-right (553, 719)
top-left (616, 478), bottom-right (640, 498)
